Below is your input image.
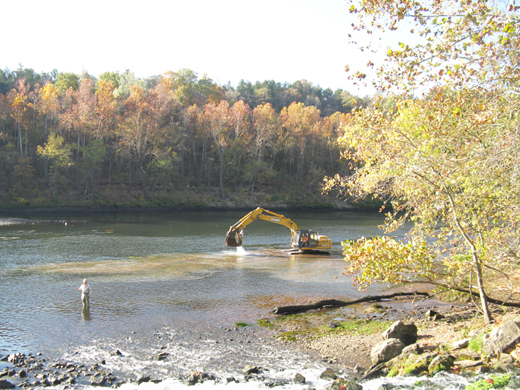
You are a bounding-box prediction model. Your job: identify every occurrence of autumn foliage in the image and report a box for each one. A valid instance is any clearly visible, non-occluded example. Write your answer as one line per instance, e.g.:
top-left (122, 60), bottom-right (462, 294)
top-left (327, 0), bottom-right (520, 321)
top-left (0, 68), bottom-right (355, 206)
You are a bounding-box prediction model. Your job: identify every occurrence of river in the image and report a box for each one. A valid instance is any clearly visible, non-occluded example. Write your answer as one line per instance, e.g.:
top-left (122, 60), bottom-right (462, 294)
top-left (0, 209), bottom-right (469, 389)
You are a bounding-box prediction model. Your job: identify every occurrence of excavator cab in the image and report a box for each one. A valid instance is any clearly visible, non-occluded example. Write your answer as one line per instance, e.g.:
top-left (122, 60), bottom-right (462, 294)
top-left (293, 230), bottom-right (320, 250)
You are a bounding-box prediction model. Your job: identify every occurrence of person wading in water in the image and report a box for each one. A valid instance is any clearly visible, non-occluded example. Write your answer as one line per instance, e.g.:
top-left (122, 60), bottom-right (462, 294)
top-left (77, 279), bottom-right (91, 307)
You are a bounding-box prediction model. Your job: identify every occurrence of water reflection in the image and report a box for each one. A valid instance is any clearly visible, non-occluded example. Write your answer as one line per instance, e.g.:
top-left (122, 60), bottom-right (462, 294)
top-left (81, 306), bottom-right (91, 321)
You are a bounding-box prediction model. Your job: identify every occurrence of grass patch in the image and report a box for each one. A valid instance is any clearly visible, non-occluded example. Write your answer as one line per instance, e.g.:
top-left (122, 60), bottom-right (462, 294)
top-left (315, 318), bottom-right (392, 337)
top-left (234, 322), bottom-right (250, 328)
top-left (257, 319), bottom-right (273, 328)
top-left (271, 312), bottom-right (391, 340)
top-left (468, 334), bottom-right (484, 353)
top-left (277, 331), bottom-right (298, 342)
top-left (466, 374), bottom-right (511, 390)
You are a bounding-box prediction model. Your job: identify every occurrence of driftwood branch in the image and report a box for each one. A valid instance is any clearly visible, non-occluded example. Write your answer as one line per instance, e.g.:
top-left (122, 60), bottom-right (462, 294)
top-left (272, 291), bottom-right (431, 315)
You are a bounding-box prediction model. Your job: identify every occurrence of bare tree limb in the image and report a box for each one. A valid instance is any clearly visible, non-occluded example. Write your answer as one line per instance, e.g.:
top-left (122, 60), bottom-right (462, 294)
top-left (272, 291), bottom-right (431, 315)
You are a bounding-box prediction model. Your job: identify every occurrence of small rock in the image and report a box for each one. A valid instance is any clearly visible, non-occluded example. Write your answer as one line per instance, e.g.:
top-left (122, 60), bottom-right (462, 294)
top-left (378, 384), bottom-right (397, 390)
top-left (319, 368), bottom-right (337, 381)
top-left (153, 352), bottom-right (170, 361)
top-left (265, 379), bottom-right (289, 387)
top-left (452, 349), bottom-right (481, 361)
top-left (90, 376), bottom-right (107, 386)
top-left (452, 338), bottom-right (471, 350)
top-left (428, 354), bottom-right (455, 375)
top-left (330, 378), bottom-right (363, 390)
top-left (48, 376), bottom-right (62, 386)
top-left (454, 360), bottom-right (483, 369)
top-left (243, 365), bottom-right (261, 375)
top-left (136, 375), bottom-right (150, 384)
top-left (49, 361), bottom-right (67, 368)
top-left (185, 371), bottom-right (212, 386)
top-left (294, 373), bottom-right (306, 384)
top-left (425, 309), bottom-right (444, 320)
top-left (0, 380), bottom-right (15, 389)
top-left (511, 348), bottom-right (520, 361)
top-left (18, 370), bottom-right (27, 379)
top-left (30, 363), bottom-right (43, 371)
top-left (111, 350), bottom-right (123, 357)
top-left (6, 355), bottom-right (17, 364)
top-left (494, 353), bottom-right (515, 372)
top-left (477, 365), bottom-right (492, 373)
top-left (353, 364), bottom-right (363, 373)
top-left (401, 343), bottom-right (421, 356)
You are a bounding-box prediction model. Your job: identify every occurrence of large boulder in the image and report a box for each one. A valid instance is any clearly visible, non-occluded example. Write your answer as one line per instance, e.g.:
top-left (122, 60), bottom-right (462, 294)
top-left (483, 320), bottom-right (520, 357)
top-left (382, 321), bottom-right (418, 345)
top-left (371, 338), bottom-right (405, 365)
top-left (388, 352), bottom-right (436, 377)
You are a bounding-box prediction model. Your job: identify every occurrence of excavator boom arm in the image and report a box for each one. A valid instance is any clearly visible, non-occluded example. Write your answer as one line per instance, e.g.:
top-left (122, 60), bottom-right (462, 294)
top-left (225, 207), bottom-right (300, 247)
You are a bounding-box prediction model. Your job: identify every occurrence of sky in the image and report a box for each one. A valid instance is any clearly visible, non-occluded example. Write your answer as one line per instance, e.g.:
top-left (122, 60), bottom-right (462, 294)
top-left (3, 0), bottom-right (387, 95)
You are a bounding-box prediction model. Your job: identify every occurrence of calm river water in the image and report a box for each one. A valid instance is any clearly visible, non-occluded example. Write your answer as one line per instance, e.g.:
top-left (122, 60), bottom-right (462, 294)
top-left (0, 209), bottom-right (468, 389)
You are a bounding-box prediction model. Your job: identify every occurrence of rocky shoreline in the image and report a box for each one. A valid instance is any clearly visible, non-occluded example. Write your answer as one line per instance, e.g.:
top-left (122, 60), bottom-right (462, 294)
top-left (2, 297), bottom-right (520, 389)
top-left (279, 296), bottom-right (520, 384)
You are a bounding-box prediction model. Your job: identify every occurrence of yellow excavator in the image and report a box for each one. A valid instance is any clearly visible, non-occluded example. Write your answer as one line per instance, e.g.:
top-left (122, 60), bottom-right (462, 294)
top-left (225, 207), bottom-right (332, 253)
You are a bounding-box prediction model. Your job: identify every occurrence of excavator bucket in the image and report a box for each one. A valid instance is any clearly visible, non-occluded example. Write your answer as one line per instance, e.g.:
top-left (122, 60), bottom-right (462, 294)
top-left (225, 228), bottom-right (242, 247)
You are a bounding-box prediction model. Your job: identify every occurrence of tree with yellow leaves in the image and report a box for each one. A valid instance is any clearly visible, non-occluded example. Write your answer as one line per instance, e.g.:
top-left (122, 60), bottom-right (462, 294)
top-left (37, 133), bottom-right (73, 200)
top-left (327, 0), bottom-right (520, 322)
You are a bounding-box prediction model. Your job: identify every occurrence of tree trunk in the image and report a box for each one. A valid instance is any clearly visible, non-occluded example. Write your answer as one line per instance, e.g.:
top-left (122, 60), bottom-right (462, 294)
top-left (52, 171), bottom-right (57, 200)
top-left (444, 184), bottom-right (492, 323)
top-left (218, 147), bottom-right (225, 199)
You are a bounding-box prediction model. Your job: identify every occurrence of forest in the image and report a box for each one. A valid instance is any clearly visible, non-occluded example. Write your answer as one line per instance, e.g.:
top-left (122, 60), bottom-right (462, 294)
top-left (0, 67), bottom-right (368, 208)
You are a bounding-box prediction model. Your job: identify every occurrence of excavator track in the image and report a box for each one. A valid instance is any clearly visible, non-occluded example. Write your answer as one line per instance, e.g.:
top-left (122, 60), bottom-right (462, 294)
top-left (284, 249), bottom-right (330, 255)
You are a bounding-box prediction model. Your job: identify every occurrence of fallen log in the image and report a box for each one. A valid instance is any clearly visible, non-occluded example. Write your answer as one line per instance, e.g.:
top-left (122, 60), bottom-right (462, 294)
top-left (272, 291), bottom-right (431, 315)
